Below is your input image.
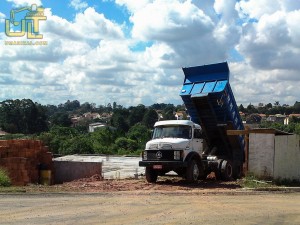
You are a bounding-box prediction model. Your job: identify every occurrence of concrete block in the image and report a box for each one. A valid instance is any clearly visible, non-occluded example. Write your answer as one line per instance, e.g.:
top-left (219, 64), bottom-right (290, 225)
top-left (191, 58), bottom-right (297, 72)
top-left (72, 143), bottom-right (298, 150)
top-left (53, 161), bottom-right (102, 184)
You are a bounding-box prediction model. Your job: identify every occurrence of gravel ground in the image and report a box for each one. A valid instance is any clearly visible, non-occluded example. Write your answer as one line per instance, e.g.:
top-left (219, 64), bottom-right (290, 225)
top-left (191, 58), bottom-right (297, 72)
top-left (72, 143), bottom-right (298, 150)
top-left (1, 177), bottom-right (300, 224)
top-left (1, 189), bottom-right (300, 225)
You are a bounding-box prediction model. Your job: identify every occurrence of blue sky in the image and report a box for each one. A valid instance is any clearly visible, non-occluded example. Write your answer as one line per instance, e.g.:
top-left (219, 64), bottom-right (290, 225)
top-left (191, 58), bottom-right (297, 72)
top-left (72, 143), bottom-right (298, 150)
top-left (1, 0), bottom-right (300, 107)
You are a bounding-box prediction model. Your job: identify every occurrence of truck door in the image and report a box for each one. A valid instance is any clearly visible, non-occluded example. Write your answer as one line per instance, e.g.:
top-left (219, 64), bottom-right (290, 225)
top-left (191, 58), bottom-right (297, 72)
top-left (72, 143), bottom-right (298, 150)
top-left (192, 129), bottom-right (203, 153)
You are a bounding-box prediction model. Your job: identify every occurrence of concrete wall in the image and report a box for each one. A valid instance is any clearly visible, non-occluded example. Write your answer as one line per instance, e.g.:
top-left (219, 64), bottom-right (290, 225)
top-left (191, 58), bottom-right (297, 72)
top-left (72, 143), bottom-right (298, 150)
top-left (54, 161), bottom-right (102, 184)
top-left (249, 133), bottom-right (275, 178)
top-left (274, 135), bottom-right (300, 181)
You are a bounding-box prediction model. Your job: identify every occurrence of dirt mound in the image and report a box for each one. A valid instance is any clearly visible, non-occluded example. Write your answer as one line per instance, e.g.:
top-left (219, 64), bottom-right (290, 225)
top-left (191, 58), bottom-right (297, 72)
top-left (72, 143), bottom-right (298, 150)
top-left (54, 175), bottom-right (241, 193)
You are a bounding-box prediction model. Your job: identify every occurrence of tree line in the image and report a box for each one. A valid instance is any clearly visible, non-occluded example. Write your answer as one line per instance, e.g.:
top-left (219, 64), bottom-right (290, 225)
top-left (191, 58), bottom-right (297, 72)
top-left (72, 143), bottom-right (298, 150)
top-left (2, 99), bottom-right (300, 155)
top-left (0, 99), bottom-right (184, 155)
top-left (238, 101), bottom-right (300, 115)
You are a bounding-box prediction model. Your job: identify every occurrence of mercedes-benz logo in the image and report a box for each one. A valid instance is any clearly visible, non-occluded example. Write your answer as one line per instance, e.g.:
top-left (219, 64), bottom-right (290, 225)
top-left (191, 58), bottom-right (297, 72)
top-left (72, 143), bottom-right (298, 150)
top-left (156, 151), bottom-right (162, 159)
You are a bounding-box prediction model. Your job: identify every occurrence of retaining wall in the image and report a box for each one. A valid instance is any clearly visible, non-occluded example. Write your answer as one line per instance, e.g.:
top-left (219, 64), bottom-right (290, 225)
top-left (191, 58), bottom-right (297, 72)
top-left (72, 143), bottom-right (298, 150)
top-left (53, 161), bottom-right (102, 184)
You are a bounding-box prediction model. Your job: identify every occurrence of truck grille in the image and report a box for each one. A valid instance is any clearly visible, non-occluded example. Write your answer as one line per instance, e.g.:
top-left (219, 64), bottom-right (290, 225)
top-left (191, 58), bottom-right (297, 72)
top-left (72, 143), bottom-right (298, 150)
top-left (145, 150), bottom-right (175, 161)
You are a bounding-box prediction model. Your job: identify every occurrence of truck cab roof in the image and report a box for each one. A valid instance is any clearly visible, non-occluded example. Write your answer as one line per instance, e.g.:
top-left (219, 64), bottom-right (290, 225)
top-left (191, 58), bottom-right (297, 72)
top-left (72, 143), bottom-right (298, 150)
top-left (154, 120), bottom-right (201, 129)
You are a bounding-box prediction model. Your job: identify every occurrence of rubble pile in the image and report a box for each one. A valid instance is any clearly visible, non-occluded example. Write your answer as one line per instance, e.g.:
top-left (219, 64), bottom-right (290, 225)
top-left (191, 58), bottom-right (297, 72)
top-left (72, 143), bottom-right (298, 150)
top-left (0, 140), bottom-right (53, 186)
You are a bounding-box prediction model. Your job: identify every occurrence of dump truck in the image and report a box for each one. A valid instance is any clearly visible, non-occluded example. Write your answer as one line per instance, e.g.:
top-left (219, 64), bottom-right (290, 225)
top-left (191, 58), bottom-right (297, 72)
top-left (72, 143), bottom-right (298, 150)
top-left (139, 62), bottom-right (245, 183)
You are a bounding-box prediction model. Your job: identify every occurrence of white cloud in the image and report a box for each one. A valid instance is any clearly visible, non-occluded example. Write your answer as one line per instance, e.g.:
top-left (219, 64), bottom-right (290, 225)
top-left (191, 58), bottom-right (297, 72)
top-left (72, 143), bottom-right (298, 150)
top-left (74, 8), bottom-right (124, 40)
top-left (1, 1), bottom-right (300, 107)
top-left (236, 0), bottom-right (280, 20)
top-left (0, 12), bottom-right (5, 23)
top-left (69, 0), bottom-right (88, 11)
top-left (115, 0), bottom-right (152, 12)
top-left (214, 0), bottom-right (238, 23)
top-left (6, 0), bottom-right (42, 7)
top-left (130, 0), bottom-right (214, 42)
top-left (230, 62), bottom-right (300, 106)
top-left (41, 8), bottom-right (124, 41)
top-left (126, 0), bottom-right (240, 68)
top-left (238, 9), bottom-right (300, 70)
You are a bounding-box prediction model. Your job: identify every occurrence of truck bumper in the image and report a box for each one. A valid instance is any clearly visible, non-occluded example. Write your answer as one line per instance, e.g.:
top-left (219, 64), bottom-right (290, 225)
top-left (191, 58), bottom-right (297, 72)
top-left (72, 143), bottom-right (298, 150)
top-left (139, 161), bottom-right (188, 168)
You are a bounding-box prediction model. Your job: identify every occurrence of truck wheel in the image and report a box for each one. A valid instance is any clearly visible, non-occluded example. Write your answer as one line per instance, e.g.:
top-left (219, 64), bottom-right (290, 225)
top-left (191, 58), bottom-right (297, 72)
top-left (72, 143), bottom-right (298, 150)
top-left (221, 160), bottom-right (233, 181)
top-left (186, 160), bottom-right (200, 182)
top-left (233, 165), bottom-right (243, 180)
top-left (214, 159), bottom-right (224, 180)
top-left (145, 167), bottom-right (158, 183)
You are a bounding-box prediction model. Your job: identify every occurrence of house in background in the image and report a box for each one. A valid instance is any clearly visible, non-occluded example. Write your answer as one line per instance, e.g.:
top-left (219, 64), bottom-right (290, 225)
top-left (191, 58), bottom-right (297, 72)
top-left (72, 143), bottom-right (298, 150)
top-left (0, 129), bottom-right (9, 136)
top-left (284, 114), bottom-right (300, 125)
top-left (88, 122), bottom-right (107, 132)
top-left (83, 112), bottom-right (101, 120)
top-left (266, 114), bottom-right (286, 123)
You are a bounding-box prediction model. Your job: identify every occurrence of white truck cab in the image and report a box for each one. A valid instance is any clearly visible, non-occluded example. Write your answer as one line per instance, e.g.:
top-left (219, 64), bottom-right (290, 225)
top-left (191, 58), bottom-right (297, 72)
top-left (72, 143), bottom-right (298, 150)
top-left (139, 120), bottom-right (205, 182)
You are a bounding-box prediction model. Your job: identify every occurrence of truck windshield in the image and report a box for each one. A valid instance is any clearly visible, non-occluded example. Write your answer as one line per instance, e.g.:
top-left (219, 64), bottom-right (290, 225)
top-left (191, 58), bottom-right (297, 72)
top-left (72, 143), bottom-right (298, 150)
top-left (152, 125), bottom-right (191, 139)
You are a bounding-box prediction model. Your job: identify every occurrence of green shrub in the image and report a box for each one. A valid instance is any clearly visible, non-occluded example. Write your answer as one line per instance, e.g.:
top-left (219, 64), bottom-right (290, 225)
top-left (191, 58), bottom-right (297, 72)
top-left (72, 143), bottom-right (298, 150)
top-left (0, 168), bottom-right (11, 187)
top-left (239, 173), bottom-right (274, 188)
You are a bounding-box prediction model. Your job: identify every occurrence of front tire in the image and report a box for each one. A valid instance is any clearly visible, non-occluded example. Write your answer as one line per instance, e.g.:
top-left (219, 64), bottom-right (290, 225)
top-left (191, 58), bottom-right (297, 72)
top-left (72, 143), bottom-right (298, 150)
top-left (186, 160), bottom-right (200, 182)
top-left (145, 167), bottom-right (158, 183)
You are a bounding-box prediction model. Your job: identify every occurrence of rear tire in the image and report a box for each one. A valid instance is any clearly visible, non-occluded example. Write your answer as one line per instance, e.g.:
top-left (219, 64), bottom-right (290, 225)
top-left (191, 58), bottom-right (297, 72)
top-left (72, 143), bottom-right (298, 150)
top-left (186, 160), bottom-right (200, 182)
top-left (214, 159), bottom-right (224, 180)
top-left (145, 167), bottom-right (158, 183)
top-left (221, 160), bottom-right (233, 181)
top-left (233, 165), bottom-right (243, 180)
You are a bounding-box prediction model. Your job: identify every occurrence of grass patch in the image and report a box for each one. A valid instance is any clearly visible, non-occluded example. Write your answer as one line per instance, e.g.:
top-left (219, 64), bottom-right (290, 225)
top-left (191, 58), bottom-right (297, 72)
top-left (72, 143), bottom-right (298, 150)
top-left (0, 168), bottom-right (11, 187)
top-left (0, 186), bottom-right (26, 193)
top-left (239, 173), bottom-right (275, 189)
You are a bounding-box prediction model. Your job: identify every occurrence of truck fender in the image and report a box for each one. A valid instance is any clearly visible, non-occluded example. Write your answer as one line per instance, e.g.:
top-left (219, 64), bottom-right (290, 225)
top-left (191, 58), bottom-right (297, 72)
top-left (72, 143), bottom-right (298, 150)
top-left (184, 152), bottom-right (201, 164)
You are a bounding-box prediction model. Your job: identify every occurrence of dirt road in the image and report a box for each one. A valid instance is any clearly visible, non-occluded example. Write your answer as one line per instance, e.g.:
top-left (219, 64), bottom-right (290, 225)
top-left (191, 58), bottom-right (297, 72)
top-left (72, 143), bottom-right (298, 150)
top-left (1, 191), bottom-right (300, 225)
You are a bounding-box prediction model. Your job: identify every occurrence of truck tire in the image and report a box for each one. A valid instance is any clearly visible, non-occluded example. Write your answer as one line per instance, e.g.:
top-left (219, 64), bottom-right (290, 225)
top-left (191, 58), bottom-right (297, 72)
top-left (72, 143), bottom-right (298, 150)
top-left (186, 160), bottom-right (200, 182)
top-left (145, 167), bottom-right (158, 183)
top-left (233, 165), bottom-right (243, 180)
top-left (221, 160), bottom-right (233, 181)
top-left (214, 159), bottom-right (224, 180)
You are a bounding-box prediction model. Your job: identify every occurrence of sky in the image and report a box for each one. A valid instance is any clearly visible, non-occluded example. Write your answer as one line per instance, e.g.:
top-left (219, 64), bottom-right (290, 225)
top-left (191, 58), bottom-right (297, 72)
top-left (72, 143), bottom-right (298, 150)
top-left (0, 0), bottom-right (300, 107)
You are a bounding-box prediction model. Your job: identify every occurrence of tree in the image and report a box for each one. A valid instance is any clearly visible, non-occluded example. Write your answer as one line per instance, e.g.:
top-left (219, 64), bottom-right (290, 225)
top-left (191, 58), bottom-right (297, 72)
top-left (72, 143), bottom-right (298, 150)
top-left (127, 123), bottom-right (151, 149)
top-left (62, 135), bottom-right (94, 155)
top-left (142, 109), bottom-right (158, 128)
top-left (91, 127), bottom-right (121, 154)
top-left (162, 104), bottom-right (175, 120)
top-left (238, 104), bottom-right (245, 112)
top-left (0, 99), bottom-right (48, 134)
top-left (294, 101), bottom-right (300, 113)
top-left (128, 104), bottom-right (146, 126)
top-left (64, 100), bottom-right (80, 111)
top-left (38, 126), bottom-right (80, 154)
top-left (115, 137), bottom-right (138, 153)
top-left (113, 102), bottom-right (117, 110)
top-left (50, 112), bottom-right (72, 127)
top-left (246, 103), bottom-right (258, 114)
top-left (266, 103), bottom-right (272, 109)
top-left (111, 108), bottom-right (129, 133)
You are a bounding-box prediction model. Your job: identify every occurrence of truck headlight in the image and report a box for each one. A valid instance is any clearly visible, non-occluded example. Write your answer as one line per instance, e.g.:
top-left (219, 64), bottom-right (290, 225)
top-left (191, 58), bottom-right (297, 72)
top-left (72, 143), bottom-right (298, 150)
top-left (174, 151), bottom-right (181, 160)
top-left (143, 151), bottom-right (147, 160)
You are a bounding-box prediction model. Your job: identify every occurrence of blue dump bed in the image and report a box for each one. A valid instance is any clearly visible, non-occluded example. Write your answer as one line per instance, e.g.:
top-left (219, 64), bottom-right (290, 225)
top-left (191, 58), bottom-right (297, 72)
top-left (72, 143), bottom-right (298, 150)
top-left (180, 62), bottom-right (244, 161)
